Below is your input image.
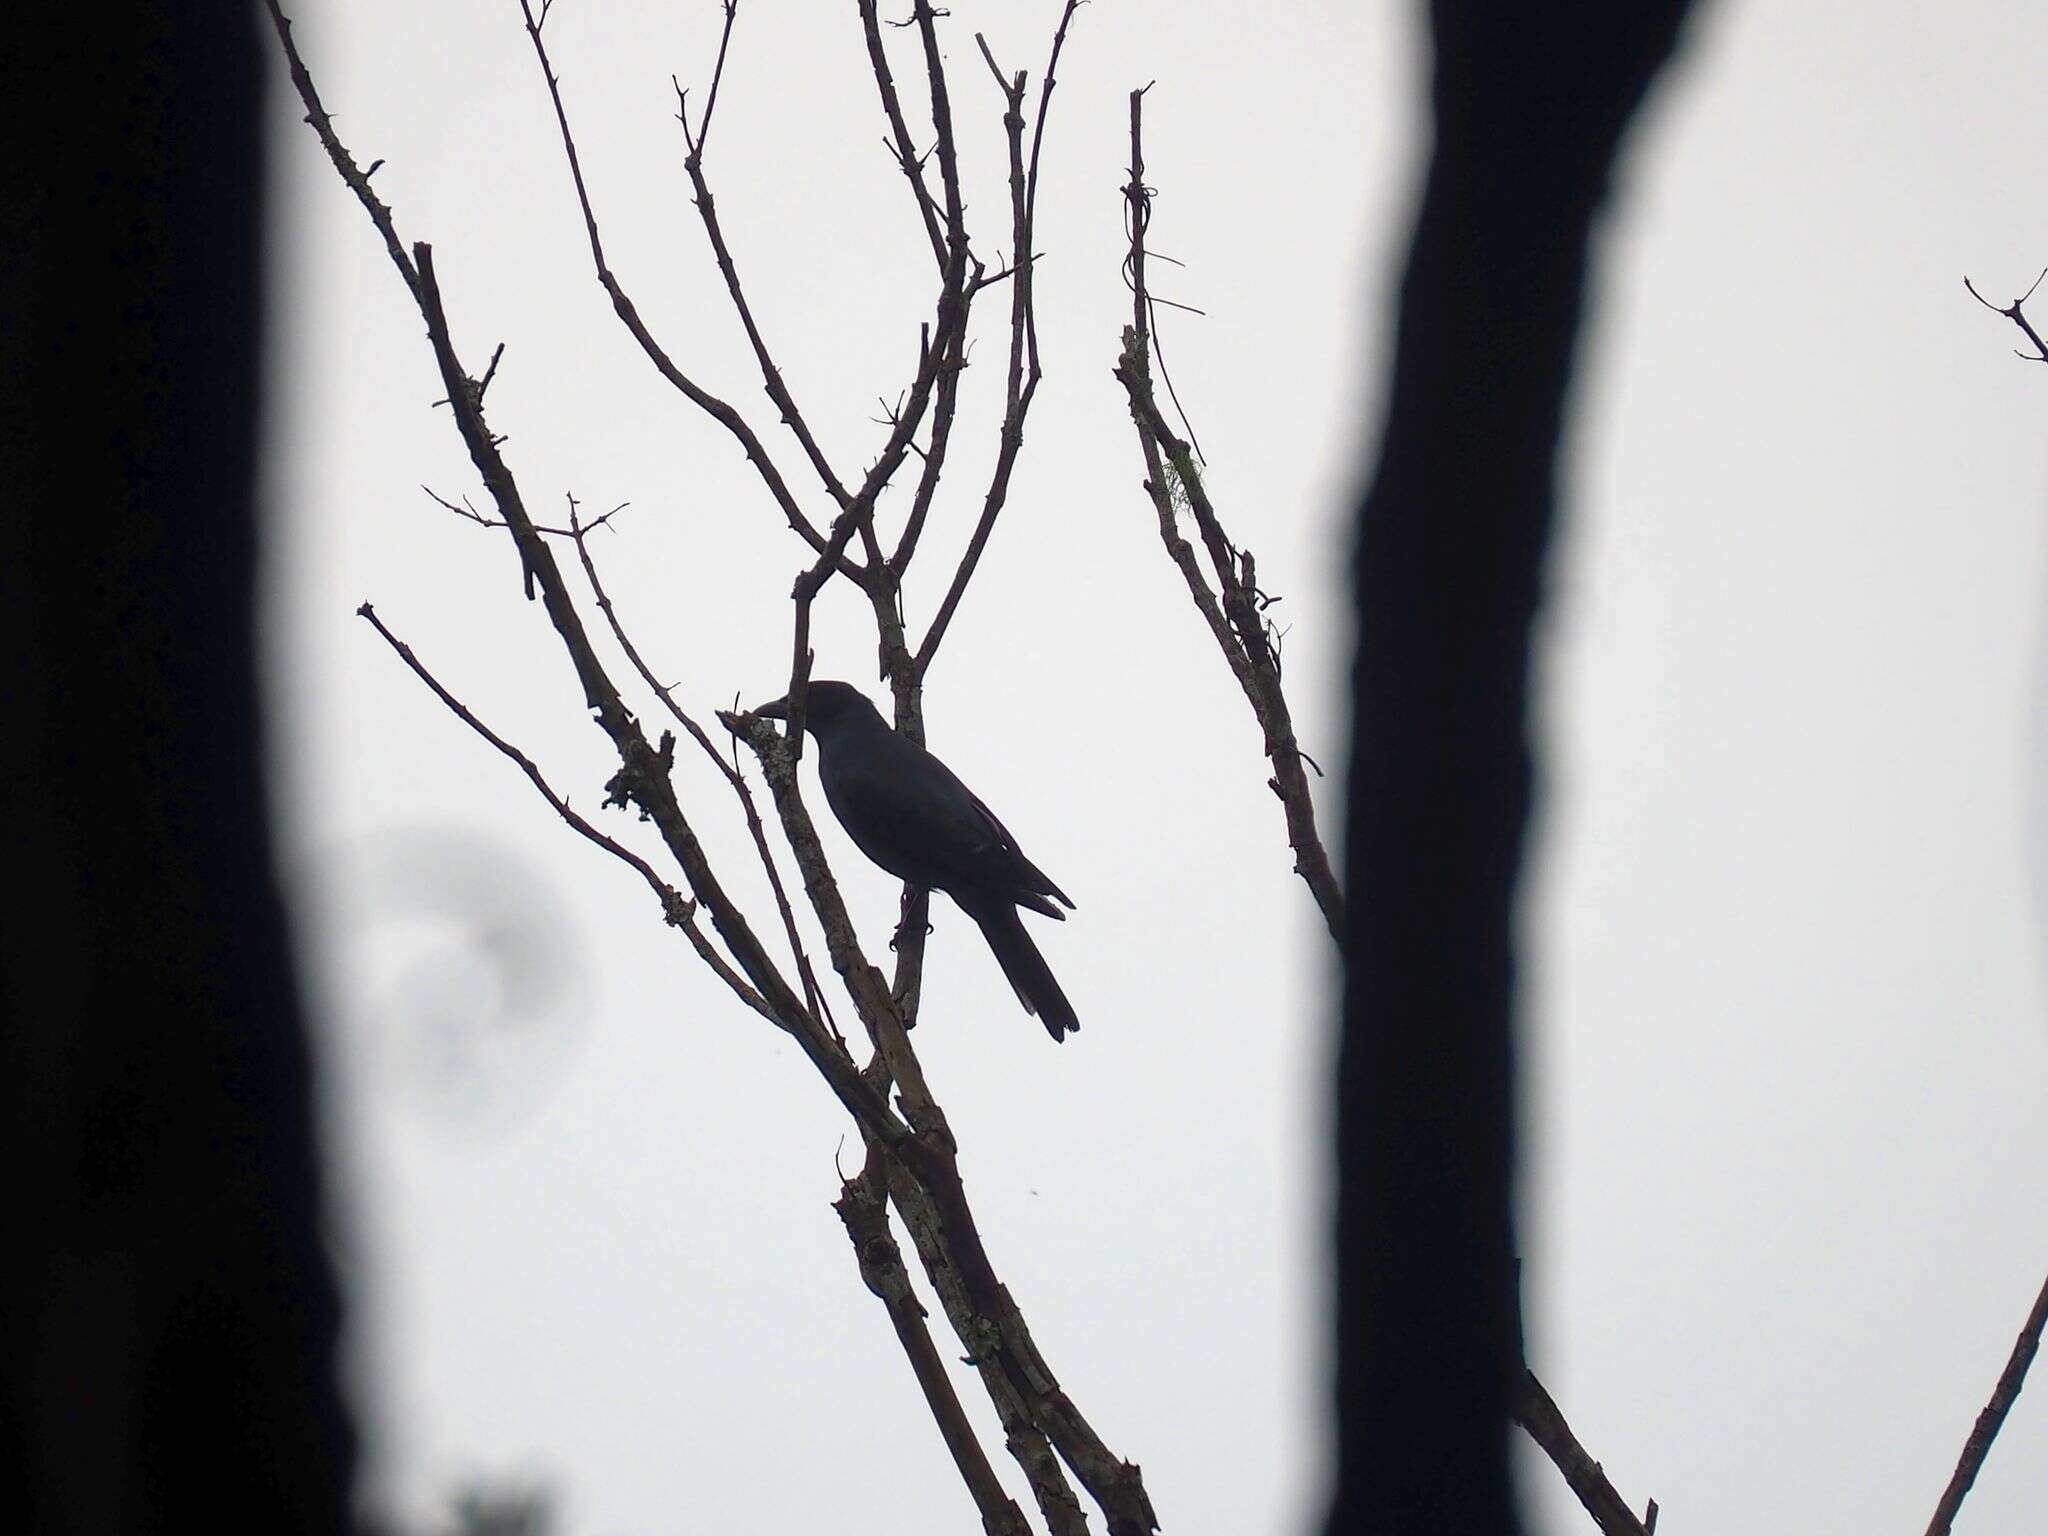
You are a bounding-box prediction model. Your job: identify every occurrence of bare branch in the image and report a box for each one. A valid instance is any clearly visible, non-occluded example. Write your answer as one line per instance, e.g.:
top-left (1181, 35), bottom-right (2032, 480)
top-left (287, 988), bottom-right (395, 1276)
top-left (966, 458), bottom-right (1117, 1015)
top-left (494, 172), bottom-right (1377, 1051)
top-left (1966, 270), bottom-right (2048, 364)
top-left (267, 3), bottom-right (904, 1120)
top-left (355, 600), bottom-right (774, 1023)
top-left (1113, 91), bottom-right (1341, 937)
top-left (911, 1), bottom-right (970, 276)
top-left (723, 702), bottom-right (1160, 1532)
top-left (1511, 1369), bottom-right (1654, 1536)
top-left (759, 643), bottom-right (1157, 1536)
top-left (1923, 1265), bottom-right (2048, 1536)
top-left (877, 1153), bottom-right (1094, 1536)
top-left (674, 69), bottom-right (854, 513)
top-left (877, 1153), bottom-right (1149, 1536)
top-left (1119, 334), bottom-right (1252, 686)
top-left (1020, 0), bottom-right (1086, 383)
top-left (972, 33), bottom-right (1010, 95)
top-left (800, 0), bottom-right (996, 711)
top-left (910, 35), bottom-right (1033, 667)
top-left (278, 8), bottom-right (1159, 1526)
top-left (678, 0), bottom-right (739, 159)
top-left (836, 1164), bottom-right (1032, 1536)
top-left (424, 484), bottom-right (624, 539)
top-left (407, 241), bottom-right (858, 1054)
top-left (511, 0), bottom-right (852, 568)
top-left (475, 340), bottom-right (507, 400)
top-left (912, 3), bottom-right (1085, 673)
top-left (886, 322), bottom-right (968, 579)
top-left (859, 0), bottom-right (948, 269)
top-left (1118, 91), bottom-right (1655, 1528)
top-left (261, 2), bottom-right (419, 298)
top-left (831, 0), bottom-right (998, 662)
top-left (822, 261), bottom-right (978, 716)
top-left (719, 712), bottom-right (935, 1115)
top-left (889, 886), bottom-right (932, 1027)
top-left (565, 499), bottom-right (825, 1017)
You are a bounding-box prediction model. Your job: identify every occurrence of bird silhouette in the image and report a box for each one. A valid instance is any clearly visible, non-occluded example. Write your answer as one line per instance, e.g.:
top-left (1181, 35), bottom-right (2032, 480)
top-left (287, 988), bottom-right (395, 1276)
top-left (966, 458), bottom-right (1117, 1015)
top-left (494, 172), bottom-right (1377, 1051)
top-left (753, 681), bottom-right (1079, 1040)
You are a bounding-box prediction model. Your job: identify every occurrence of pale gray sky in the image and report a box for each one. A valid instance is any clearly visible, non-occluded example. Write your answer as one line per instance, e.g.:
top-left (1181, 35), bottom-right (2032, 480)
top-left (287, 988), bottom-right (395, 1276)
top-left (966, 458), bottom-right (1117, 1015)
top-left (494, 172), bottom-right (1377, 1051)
top-left (265, 3), bottom-right (2048, 1532)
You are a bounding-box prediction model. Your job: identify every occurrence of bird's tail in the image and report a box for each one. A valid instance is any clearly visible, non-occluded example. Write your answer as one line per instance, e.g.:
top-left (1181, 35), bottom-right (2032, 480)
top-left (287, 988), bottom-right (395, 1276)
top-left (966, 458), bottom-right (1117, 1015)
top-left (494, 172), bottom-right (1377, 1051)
top-left (962, 898), bottom-right (1080, 1042)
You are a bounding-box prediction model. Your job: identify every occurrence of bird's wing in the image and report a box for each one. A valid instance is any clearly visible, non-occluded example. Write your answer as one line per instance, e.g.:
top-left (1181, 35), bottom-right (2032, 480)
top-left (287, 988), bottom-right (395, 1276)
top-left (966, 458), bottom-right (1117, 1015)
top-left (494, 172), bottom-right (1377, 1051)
top-left (822, 739), bottom-right (993, 873)
top-left (962, 788), bottom-right (1073, 913)
top-left (822, 734), bottom-right (1072, 913)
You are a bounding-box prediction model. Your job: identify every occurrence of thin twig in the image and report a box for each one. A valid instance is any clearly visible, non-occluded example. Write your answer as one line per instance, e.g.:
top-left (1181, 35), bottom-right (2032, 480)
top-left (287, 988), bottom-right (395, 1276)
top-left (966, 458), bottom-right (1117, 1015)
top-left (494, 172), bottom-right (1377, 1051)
top-left (424, 484), bottom-right (624, 539)
top-left (282, 86), bottom-right (904, 1136)
top-left (408, 242), bottom-right (848, 1059)
top-left (356, 600), bottom-right (774, 1022)
top-left (268, 4), bottom-right (832, 1049)
top-left (911, 2), bottom-right (1084, 675)
top-left (884, 321), bottom-right (966, 579)
top-left (1018, 0), bottom-right (1084, 383)
top-left (511, 0), bottom-right (850, 567)
top-left (565, 499), bottom-right (826, 1020)
top-left (1923, 1265), bottom-right (2048, 1536)
top-left (858, 0), bottom-right (947, 270)
top-left (674, 63), bottom-right (854, 516)
top-left (910, 0), bottom-right (970, 277)
top-left (1965, 269), bottom-right (2048, 362)
top-left (828, 0), bottom-right (988, 711)
top-left (261, 1), bottom-right (418, 298)
top-left (1114, 90), bottom-right (1340, 937)
top-left (476, 341), bottom-right (507, 400)
top-left (680, 0), bottom-right (739, 159)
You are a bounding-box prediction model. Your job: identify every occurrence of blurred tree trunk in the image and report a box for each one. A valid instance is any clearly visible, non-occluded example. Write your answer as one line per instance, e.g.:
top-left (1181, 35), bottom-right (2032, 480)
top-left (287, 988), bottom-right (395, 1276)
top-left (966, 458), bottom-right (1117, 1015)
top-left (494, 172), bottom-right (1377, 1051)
top-left (0, 8), bottom-right (357, 1531)
top-left (1331, 5), bottom-right (1692, 1532)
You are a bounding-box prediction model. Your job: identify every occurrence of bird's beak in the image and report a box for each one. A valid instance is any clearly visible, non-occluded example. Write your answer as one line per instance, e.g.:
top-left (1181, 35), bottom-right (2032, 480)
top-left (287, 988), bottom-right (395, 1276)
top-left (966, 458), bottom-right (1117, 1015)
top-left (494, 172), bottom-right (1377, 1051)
top-left (750, 696), bottom-right (790, 721)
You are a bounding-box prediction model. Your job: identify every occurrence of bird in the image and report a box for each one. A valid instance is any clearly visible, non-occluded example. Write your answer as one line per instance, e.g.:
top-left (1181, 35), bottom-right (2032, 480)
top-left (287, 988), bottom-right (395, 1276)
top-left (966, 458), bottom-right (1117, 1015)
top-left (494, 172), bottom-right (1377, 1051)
top-left (752, 680), bottom-right (1079, 1041)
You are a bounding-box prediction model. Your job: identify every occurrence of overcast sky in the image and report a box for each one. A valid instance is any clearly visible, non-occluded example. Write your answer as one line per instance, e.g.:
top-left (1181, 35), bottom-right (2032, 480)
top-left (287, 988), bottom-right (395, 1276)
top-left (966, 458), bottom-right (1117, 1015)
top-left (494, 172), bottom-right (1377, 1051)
top-left (264, 3), bottom-right (2048, 1532)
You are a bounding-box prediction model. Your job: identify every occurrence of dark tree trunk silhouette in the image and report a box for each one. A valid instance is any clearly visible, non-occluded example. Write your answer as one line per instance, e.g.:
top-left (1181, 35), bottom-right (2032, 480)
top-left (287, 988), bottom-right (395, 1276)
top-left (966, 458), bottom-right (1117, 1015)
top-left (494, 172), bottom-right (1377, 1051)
top-left (0, 8), bottom-right (356, 1531)
top-left (1331, 6), bottom-right (1692, 1533)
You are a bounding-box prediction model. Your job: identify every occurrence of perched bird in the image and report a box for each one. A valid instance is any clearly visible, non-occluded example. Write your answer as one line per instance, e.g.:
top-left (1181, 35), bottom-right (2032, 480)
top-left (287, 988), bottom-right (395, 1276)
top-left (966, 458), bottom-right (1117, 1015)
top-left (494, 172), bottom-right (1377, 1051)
top-left (753, 680), bottom-right (1080, 1041)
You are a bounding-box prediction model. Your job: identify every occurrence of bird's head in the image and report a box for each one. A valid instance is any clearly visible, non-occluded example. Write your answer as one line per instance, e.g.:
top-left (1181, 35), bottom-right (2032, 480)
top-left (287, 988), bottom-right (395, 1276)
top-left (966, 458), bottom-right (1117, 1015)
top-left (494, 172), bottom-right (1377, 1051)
top-left (750, 679), bottom-right (884, 738)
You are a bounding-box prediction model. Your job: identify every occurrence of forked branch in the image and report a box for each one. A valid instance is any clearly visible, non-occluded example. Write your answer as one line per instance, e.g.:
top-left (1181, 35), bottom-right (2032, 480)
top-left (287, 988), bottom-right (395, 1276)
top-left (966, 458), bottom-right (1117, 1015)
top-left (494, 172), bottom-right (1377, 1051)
top-left (910, 2), bottom-right (1084, 673)
top-left (1113, 90), bottom-right (1341, 938)
top-left (1114, 86), bottom-right (1668, 1535)
top-left (512, 0), bottom-right (846, 567)
top-left (271, 5), bottom-right (1158, 1529)
top-left (1965, 268), bottom-right (2048, 363)
top-left (355, 600), bottom-right (772, 1022)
